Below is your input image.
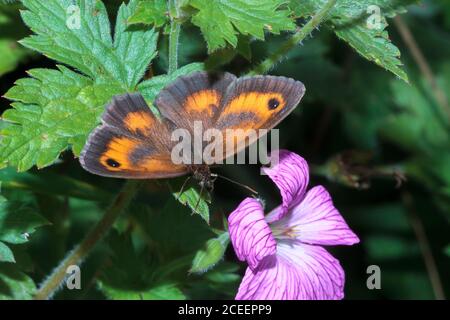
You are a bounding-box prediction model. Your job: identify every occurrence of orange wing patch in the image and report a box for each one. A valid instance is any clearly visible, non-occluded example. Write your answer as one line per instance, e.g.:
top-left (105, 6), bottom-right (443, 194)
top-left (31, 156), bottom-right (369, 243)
top-left (124, 111), bottom-right (155, 134)
top-left (100, 137), bottom-right (137, 171)
top-left (184, 89), bottom-right (220, 117)
top-left (218, 92), bottom-right (286, 129)
top-left (99, 136), bottom-right (186, 175)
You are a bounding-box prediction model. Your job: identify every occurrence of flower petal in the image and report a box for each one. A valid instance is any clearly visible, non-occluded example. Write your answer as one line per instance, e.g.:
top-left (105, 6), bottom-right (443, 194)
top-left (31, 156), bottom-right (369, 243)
top-left (235, 254), bottom-right (300, 300)
top-left (278, 241), bottom-right (345, 300)
top-left (228, 198), bottom-right (277, 271)
top-left (273, 186), bottom-right (359, 246)
top-left (236, 241), bottom-right (345, 300)
top-left (262, 150), bottom-right (309, 221)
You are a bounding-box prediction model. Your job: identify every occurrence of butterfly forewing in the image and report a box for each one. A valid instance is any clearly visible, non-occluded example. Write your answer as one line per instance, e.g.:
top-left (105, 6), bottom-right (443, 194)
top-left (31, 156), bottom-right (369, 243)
top-left (154, 72), bottom-right (237, 130)
top-left (80, 93), bottom-right (188, 179)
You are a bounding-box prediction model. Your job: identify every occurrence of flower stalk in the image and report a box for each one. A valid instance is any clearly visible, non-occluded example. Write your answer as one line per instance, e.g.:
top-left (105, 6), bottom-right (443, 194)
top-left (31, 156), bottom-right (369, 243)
top-left (247, 0), bottom-right (336, 76)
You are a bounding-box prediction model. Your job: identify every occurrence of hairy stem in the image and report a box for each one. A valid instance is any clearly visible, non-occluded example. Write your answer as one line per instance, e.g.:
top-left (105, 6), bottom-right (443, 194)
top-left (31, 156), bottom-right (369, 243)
top-left (168, 0), bottom-right (181, 75)
top-left (247, 0), bottom-right (336, 76)
top-left (34, 180), bottom-right (142, 300)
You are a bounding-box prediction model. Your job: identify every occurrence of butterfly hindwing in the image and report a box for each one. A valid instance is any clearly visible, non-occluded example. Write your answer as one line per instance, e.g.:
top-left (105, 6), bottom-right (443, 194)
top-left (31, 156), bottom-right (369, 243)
top-left (154, 71), bottom-right (237, 130)
top-left (80, 93), bottom-right (188, 179)
top-left (213, 75), bottom-right (305, 160)
top-left (216, 75), bottom-right (305, 130)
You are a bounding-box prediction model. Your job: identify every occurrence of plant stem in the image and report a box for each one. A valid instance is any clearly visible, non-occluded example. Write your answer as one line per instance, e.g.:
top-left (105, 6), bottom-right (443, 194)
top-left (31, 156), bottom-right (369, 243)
top-left (34, 180), bottom-right (141, 300)
top-left (394, 16), bottom-right (450, 123)
top-left (168, 0), bottom-right (181, 75)
top-left (247, 0), bottom-right (336, 76)
top-left (402, 192), bottom-right (446, 300)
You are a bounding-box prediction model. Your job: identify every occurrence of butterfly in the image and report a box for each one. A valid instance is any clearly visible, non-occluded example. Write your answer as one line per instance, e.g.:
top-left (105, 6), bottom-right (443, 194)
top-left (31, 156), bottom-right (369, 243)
top-left (79, 71), bottom-right (305, 189)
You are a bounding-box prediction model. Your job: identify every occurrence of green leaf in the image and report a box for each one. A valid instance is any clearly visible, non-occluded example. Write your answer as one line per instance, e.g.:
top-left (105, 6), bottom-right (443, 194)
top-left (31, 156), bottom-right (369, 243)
top-left (334, 21), bottom-right (408, 82)
top-left (189, 0), bottom-right (295, 52)
top-left (173, 184), bottom-right (210, 224)
top-left (1, 0), bottom-right (159, 171)
top-left (0, 264), bottom-right (36, 299)
top-left (190, 232), bottom-right (229, 274)
top-left (380, 71), bottom-right (450, 153)
top-left (114, 0), bottom-right (159, 88)
top-left (291, 0), bottom-right (415, 19)
top-left (19, 0), bottom-right (157, 89)
top-left (0, 241), bottom-right (15, 262)
top-left (291, 0), bottom-right (417, 82)
top-left (0, 167), bottom-right (111, 201)
top-left (98, 281), bottom-right (186, 300)
top-left (0, 196), bottom-right (49, 245)
top-left (133, 200), bottom-right (214, 259)
top-left (128, 0), bottom-right (169, 27)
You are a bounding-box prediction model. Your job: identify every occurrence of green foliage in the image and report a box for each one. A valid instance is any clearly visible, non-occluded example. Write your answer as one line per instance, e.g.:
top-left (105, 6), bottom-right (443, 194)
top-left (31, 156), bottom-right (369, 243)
top-left (0, 264), bottom-right (36, 299)
top-left (190, 232), bottom-right (229, 273)
top-left (173, 184), bottom-right (211, 224)
top-left (0, 0), bottom-right (449, 301)
top-left (128, 0), bottom-right (169, 27)
top-left (0, 193), bottom-right (48, 263)
top-left (98, 281), bottom-right (186, 300)
top-left (0, 4), bottom-right (32, 76)
top-left (189, 0), bottom-right (295, 52)
top-left (292, 0), bottom-right (418, 81)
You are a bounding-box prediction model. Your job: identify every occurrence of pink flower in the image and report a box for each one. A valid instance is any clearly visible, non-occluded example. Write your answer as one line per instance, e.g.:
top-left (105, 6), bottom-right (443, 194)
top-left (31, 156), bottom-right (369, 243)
top-left (228, 150), bottom-right (359, 300)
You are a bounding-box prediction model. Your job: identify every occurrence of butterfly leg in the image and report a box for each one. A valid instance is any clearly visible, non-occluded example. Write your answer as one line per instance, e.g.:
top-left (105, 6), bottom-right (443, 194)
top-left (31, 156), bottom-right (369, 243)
top-left (193, 181), bottom-right (205, 213)
top-left (176, 175), bottom-right (193, 200)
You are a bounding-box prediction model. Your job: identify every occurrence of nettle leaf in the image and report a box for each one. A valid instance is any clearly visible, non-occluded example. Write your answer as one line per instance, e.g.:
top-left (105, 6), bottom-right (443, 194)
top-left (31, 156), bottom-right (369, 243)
top-left (20, 0), bottom-right (157, 89)
top-left (128, 0), bottom-right (169, 27)
top-left (189, 0), bottom-right (295, 52)
top-left (291, 0), bottom-right (418, 82)
top-left (190, 232), bottom-right (229, 274)
top-left (0, 195), bottom-right (48, 262)
top-left (114, 0), bottom-right (159, 88)
top-left (98, 281), bottom-right (186, 300)
top-left (334, 18), bottom-right (408, 82)
top-left (0, 264), bottom-right (36, 299)
top-left (1, 0), bottom-right (158, 171)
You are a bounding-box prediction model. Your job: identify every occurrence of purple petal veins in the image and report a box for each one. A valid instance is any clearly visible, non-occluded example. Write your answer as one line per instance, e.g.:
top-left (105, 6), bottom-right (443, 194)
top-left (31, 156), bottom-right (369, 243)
top-left (262, 150), bottom-right (309, 221)
top-left (228, 198), bottom-right (277, 271)
top-left (272, 186), bottom-right (360, 246)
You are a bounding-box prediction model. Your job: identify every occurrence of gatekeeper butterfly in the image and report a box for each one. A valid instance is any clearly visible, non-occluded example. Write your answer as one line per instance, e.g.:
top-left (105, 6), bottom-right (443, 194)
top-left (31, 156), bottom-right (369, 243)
top-left (79, 72), bottom-right (305, 186)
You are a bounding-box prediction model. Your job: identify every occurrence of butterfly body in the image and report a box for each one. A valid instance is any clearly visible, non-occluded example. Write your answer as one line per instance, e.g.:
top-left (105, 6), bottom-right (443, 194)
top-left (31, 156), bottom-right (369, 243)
top-left (79, 72), bottom-right (305, 182)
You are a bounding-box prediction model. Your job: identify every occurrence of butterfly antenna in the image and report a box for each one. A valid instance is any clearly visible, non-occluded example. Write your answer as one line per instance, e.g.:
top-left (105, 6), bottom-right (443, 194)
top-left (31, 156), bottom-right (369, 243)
top-left (212, 173), bottom-right (258, 195)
